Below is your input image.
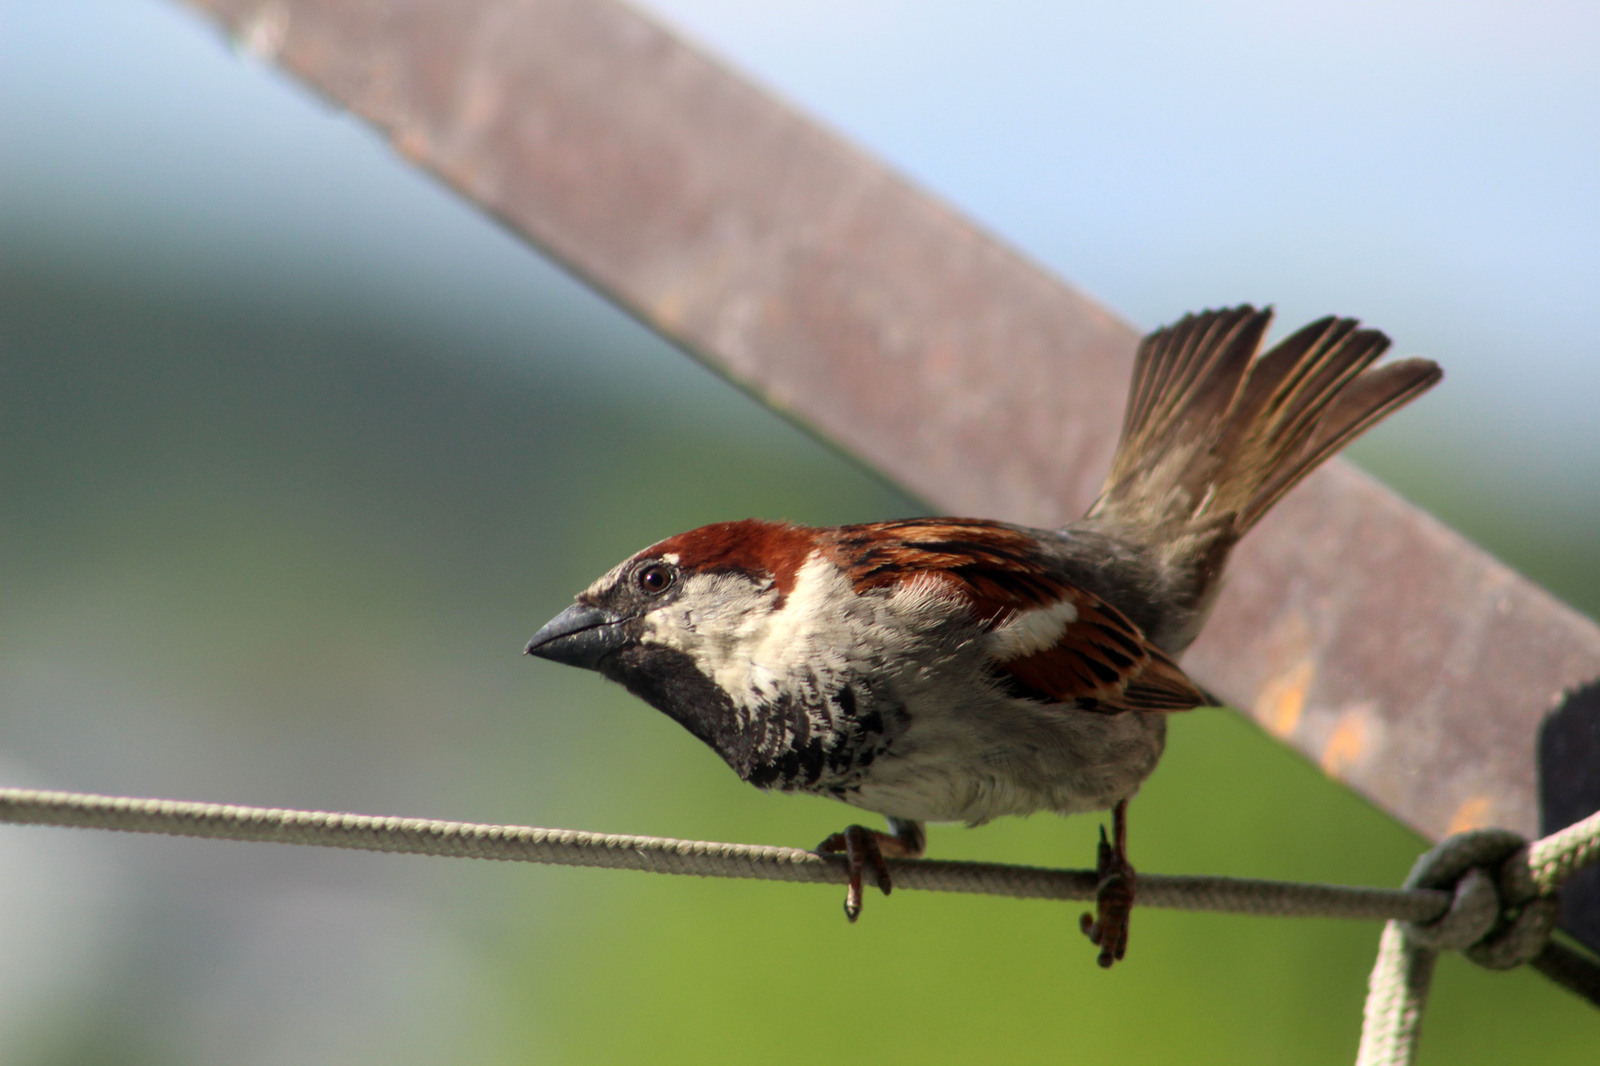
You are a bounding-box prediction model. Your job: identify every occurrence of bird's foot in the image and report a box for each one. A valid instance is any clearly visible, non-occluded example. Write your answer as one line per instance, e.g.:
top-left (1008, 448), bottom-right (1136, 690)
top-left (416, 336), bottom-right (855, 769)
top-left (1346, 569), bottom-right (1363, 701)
top-left (816, 820), bottom-right (924, 922)
top-left (1079, 822), bottom-right (1136, 968)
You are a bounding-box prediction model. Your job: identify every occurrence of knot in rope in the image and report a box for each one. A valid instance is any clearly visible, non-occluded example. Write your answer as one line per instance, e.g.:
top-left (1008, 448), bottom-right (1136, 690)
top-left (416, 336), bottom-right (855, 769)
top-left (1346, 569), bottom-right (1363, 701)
top-left (1401, 828), bottom-right (1558, 970)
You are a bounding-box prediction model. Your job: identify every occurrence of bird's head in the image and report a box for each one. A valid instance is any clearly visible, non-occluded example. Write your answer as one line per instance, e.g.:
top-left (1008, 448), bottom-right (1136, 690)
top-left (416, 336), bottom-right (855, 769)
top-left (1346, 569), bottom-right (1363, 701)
top-left (524, 520), bottom-right (826, 724)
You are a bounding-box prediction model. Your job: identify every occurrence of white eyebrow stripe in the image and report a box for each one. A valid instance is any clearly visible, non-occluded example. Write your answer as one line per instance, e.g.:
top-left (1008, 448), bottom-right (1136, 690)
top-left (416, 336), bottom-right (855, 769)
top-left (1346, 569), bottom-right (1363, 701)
top-left (986, 598), bottom-right (1079, 660)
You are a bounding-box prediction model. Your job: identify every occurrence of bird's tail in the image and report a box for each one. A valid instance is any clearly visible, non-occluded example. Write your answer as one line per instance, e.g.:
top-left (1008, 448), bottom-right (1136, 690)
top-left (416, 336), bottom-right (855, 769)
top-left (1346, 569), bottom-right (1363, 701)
top-left (1084, 306), bottom-right (1441, 644)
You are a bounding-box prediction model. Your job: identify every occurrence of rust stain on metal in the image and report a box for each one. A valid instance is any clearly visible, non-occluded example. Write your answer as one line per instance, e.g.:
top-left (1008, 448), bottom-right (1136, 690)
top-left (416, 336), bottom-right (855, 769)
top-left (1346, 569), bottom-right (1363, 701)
top-left (1257, 659), bottom-right (1314, 739)
top-left (1320, 707), bottom-right (1373, 778)
top-left (1446, 796), bottom-right (1494, 835)
top-left (650, 291), bottom-right (687, 334)
top-left (391, 125), bottom-right (431, 165)
top-left (177, 0), bottom-right (1600, 932)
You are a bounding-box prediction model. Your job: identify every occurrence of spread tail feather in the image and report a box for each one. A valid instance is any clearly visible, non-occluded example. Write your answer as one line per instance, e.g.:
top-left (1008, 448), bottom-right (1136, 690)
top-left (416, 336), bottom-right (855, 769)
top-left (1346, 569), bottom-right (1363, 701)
top-left (1082, 306), bottom-right (1441, 651)
top-left (1092, 306), bottom-right (1441, 539)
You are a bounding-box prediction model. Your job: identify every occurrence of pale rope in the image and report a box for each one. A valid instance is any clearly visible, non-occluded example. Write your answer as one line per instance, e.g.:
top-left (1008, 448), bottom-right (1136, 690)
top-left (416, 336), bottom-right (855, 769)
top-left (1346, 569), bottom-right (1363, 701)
top-left (6, 785), bottom-right (1599, 929)
top-left (0, 786), bottom-right (1453, 918)
top-left (3, 784), bottom-right (1597, 1041)
top-left (1511, 813), bottom-right (1600, 898)
top-left (1358, 922), bottom-right (1437, 1066)
top-left (1356, 825), bottom-right (1599, 1066)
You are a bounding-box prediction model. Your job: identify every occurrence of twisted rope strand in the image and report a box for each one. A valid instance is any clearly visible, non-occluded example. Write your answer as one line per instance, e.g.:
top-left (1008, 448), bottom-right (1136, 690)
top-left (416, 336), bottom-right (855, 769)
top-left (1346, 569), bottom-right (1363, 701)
top-left (1506, 814), bottom-right (1600, 900)
top-left (1356, 817), bottom-right (1600, 1066)
top-left (0, 786), bottom-right (1457, 920)
top-left (6, 781), bottom-right (1599, 1066)
top-left (4, 787), bottom-right (1599, 960)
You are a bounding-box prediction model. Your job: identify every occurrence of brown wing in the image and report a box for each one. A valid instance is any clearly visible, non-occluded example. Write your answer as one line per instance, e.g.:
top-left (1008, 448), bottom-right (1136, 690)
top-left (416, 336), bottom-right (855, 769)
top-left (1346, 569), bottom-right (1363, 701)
top-left (991, 587), bottom-right (1210, 714)
top-left (828, 518), bottom-right (1210, 715)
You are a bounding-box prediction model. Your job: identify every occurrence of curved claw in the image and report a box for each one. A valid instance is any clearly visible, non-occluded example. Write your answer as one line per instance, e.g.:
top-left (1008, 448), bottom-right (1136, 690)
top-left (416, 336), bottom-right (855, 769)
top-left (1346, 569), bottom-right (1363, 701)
top-left (818, 825), bottom-right (893, 921)
top-left (816, 820), bottom-right (925, 922)
top-left (1080, 804), bottom-right (1137, 968)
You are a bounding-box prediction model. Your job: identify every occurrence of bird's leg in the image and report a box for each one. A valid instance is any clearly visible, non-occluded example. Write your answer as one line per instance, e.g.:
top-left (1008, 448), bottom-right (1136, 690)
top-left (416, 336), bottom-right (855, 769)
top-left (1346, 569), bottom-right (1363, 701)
top-left (1079, 799), bottom-right (1136, 967)
top-left (817, 818), bottom-right (926, 922)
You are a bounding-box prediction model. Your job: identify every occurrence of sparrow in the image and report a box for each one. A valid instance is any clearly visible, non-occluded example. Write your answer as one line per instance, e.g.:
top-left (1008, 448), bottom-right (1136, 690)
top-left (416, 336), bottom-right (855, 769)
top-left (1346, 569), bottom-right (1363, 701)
top-left (525, 306), bottom-right (1441, 966)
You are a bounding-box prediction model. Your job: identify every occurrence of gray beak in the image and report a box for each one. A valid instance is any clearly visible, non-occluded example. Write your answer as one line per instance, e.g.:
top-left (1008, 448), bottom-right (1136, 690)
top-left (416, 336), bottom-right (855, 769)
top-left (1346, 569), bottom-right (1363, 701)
top-left (524, 603), bottom-right (629, 670)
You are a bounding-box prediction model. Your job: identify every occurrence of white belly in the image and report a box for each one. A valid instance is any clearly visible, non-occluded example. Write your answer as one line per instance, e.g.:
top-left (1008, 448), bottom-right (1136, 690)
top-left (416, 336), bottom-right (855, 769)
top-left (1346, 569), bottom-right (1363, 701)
top-left (844, 700), bottom-right (1168, 825)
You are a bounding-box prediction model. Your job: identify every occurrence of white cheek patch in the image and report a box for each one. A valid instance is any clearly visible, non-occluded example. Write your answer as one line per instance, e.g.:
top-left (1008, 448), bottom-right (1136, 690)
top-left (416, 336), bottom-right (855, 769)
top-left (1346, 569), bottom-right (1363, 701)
top-left (639, 571), bottom-right (783, 689)
top-left (986, 598), bottom-right (1079, 660)
top-left (758, 553), bottom-right (843, 652)
top-left (683, 552), bottom-right (866, 715)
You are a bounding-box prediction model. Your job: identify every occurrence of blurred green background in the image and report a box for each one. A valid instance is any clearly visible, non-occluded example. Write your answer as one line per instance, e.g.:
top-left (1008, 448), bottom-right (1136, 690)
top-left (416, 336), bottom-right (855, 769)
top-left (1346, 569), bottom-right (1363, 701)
top-left (2, 2), bottom-right (1597, 1063)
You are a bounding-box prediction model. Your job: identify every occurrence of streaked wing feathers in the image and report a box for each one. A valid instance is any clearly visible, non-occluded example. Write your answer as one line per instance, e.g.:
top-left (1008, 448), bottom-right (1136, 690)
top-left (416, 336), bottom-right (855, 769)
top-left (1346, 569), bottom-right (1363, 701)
top-left (829, 518), bottom-right (1210, 715)
top-left (994, 591), bottom-right (1210, 714)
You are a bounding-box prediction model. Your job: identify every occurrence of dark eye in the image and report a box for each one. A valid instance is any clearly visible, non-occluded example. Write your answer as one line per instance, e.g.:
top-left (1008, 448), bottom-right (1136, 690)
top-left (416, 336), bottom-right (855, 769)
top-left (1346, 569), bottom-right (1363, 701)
top-left (636, 562), bottom-right (676, 595)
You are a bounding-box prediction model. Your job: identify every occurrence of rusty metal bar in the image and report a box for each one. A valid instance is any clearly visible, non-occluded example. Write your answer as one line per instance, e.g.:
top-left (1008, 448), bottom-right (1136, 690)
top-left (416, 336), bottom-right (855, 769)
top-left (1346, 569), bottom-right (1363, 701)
top-left (182, 0), bottom-right (1599, 903)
